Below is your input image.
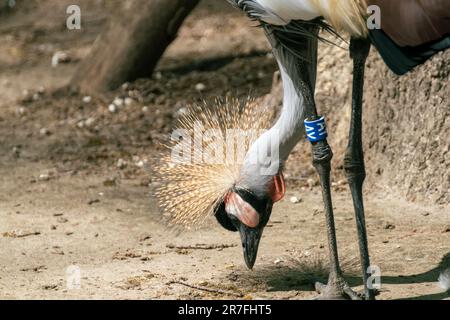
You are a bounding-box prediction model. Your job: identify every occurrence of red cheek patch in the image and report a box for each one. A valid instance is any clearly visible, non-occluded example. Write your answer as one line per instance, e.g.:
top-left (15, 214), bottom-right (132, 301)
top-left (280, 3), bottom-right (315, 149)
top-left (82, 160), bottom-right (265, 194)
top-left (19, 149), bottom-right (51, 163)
top-left (269, 173), bottom-right (286, 203)
top-left (225, 192), bottom-right (260, 228)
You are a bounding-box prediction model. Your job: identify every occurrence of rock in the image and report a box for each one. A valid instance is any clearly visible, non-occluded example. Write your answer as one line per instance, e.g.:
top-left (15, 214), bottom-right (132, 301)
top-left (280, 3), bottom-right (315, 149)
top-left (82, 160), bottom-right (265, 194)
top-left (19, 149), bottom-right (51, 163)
top-left (82, 96), bottom-right (92, 104)
top-left (17, 107), bottom-right (26, 115)
top-left (117, 159), bottom-right (127, 169)
top-left (51, 51), bottom-right (71, 67)
top-left (84, 117), bottom-right (95, 127)
top-left (39, 173), bottom-right (50, 181)
top-left (39, 128), bottom-right (51, 136)
top-left (108, 104), bottom-right (117, 113)
top-left (113, 97), bottom-right (124, 107)
top-left (142, 106), bottom-right (149, 113)
top-left (136, 160), bottom-right (145, 168)
top-left (290, 196), bottom-right (302, 204)
top-left (124, 97), bottom-right (134, 106)
top-left (195, 83), bottom-right (206, 91)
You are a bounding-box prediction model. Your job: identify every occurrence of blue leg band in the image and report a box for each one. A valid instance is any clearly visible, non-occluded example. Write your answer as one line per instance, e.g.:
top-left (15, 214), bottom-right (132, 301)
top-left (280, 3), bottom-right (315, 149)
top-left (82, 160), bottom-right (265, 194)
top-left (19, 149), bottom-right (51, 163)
top-left (304, 116), bottom-right (328, 143)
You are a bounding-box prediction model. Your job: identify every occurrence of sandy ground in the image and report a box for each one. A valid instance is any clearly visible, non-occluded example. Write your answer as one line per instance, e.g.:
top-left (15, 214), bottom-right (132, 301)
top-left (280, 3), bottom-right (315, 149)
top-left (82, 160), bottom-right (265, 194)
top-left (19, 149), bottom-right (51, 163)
top-left (0, 0), bottom-right (448, 300)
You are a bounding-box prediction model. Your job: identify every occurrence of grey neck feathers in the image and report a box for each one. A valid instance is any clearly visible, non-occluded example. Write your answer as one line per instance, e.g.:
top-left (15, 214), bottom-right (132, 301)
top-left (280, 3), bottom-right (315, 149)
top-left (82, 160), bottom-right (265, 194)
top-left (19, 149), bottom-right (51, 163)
top-left (239, 23), bottom-right (319, 196)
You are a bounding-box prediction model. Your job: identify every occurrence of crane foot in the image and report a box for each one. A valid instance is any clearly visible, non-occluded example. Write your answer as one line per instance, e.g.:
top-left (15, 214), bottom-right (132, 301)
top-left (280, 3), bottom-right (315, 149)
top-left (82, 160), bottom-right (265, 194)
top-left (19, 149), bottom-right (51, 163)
top-left (313, 278), bottom-right (362, 300)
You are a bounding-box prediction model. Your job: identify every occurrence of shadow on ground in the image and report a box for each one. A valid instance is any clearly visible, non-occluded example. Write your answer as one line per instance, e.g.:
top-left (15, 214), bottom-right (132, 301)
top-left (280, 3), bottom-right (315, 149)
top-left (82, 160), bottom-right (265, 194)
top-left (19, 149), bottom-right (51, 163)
top-left (224, 252), bottom-right (449, 299)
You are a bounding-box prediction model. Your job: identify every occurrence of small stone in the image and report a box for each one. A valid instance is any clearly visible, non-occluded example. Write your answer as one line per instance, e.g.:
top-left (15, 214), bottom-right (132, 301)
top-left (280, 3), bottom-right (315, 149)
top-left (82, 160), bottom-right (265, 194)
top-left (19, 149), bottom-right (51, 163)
top-left (195, 83), bottom-right (206, 91)
top-left (82, 96), bottom-right (92, 104)
top-left (290, 196), bottom-right (301, 204)
top-left (274, 259), bottom-right (283, 265)
top-left (51, 51), bottom-right (71, 67)
top-left (124, 97), bottom-right (134, 106)
top-left (421, 212), bottom-right (430, 217)
top-left (39, 174), bottom-right (50, 181)
top-left (155, 72), bottom-right (162, 80)
top-left (142, 106), bottom-right (149, 113)
top-left (136, 161), bottom-right (145, 168)
top-left (117, 159), bottom-right (127, 169)
top-left (85, 117), bottom-right (95, 127)
top-left (17, 107), bottom-right (26, 115)
top-left (113, 97), bottom-right (124, 107)
top-left (108, 104), bottom-right (117, 113)
top-left (39, 128), bottom-right (51, 136)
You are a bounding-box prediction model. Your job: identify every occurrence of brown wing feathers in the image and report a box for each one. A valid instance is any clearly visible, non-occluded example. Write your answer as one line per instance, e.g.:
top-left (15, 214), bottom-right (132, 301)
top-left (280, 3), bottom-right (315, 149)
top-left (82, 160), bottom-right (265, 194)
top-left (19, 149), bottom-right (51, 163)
top-left (368, 0), bottom-right (450, 47)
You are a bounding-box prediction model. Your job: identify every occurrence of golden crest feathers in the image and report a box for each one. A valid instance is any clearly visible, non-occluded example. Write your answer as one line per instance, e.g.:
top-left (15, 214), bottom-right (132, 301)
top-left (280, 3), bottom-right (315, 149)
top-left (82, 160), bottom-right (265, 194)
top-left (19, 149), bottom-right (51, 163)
top-left (154, 97), bottom-right (274, 228)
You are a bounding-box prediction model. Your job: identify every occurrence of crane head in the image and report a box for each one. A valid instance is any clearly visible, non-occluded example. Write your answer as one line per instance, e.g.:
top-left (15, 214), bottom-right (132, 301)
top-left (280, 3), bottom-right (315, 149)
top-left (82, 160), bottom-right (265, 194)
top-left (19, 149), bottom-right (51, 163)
top-left (214, 173), bottom-right (285, 269)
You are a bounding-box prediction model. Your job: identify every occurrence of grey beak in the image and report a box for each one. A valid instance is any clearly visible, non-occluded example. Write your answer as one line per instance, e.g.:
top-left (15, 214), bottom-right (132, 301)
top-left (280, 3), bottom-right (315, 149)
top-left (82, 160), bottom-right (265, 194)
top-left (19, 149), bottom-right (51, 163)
top-left (238, 225), bottom-right (263, 269)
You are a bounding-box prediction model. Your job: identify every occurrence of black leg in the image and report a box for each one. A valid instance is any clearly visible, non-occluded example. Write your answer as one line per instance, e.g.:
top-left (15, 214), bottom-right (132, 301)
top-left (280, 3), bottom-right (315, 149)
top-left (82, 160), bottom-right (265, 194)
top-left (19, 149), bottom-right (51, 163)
top-left (264, 22), bottom-right (360, 300)
top-left (346, 37), bottom-right (374, 300)
top-left (311, 139), bottom-right (359, 299)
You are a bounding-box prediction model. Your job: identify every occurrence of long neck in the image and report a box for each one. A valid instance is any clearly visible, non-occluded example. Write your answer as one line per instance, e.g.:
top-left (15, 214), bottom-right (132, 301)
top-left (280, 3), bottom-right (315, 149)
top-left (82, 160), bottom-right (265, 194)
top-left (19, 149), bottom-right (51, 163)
top-left (239, 22), bottom-right (320, 196)
top-left (239, 67), bottom-right (308, 196)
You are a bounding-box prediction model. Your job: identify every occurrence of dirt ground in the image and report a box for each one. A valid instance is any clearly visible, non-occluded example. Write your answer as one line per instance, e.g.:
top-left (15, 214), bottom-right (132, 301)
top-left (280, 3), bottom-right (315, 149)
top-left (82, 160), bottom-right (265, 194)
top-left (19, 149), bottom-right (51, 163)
top-left (0, 0), bottom-right (448, 300)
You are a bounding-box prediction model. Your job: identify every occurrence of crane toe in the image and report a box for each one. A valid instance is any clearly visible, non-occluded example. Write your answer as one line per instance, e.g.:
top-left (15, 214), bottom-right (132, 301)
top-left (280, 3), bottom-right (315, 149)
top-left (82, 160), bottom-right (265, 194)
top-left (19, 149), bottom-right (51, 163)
top-left (313, 279), bottom-right (362, 300)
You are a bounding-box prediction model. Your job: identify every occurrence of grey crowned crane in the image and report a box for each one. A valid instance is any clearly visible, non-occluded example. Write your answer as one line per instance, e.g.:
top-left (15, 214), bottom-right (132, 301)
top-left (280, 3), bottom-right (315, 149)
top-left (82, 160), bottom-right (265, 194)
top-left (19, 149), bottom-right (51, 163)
top-left (155, 0), bottom-right (449, 300)
top-left (214, 0), bottom-right (450, 300)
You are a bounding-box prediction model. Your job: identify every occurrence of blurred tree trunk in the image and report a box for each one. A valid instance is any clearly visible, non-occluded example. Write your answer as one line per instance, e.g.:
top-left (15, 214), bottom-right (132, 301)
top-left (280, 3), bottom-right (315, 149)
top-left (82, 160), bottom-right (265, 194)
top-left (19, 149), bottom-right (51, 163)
top-left (71, 0), bottom-right (199, 93)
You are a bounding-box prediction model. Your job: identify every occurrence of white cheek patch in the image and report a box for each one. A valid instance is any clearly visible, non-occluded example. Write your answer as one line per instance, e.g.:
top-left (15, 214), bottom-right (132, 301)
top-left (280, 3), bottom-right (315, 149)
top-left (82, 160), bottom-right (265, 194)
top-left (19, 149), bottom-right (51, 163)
top-left (225, 193), bottom-right (260, 228)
